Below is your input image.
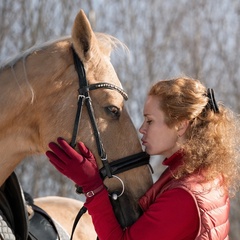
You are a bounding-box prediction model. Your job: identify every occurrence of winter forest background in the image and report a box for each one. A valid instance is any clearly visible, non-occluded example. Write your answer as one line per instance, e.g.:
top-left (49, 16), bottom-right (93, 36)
top-left (0, 0), bottom-right (239, 238)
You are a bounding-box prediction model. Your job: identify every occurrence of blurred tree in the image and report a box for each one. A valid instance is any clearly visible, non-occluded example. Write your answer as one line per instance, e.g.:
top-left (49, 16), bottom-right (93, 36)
top-left (1, 0), bottom-right (239, 238)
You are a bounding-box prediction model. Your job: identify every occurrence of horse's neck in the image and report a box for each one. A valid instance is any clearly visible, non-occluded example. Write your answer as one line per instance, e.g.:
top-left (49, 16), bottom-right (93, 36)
top-left (0, 62), bottom-right (41, 186)
top-left (0, 42), bottom-right (72, 186)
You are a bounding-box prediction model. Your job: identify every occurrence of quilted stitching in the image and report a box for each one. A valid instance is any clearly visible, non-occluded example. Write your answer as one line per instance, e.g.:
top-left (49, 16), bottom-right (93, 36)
top-left (0, 210), bottom-right (15, 240)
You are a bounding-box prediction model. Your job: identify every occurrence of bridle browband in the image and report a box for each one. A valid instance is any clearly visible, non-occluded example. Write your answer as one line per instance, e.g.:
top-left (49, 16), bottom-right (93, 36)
top-left (70, 46), bottom-right (150, 179)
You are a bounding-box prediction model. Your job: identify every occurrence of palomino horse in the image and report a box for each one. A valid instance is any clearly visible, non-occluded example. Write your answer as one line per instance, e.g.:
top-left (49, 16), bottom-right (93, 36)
top-left (0, 9), bottom-right (153, 240)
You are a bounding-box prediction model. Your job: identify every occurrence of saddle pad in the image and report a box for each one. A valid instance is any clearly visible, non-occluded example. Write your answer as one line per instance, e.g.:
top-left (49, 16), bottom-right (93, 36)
top-left (0, 172), bottom-right (28, 240)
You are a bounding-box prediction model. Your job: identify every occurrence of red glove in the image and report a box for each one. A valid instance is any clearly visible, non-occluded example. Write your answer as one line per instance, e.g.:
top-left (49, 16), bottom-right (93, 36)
top-left (46, 138), bottom-right (104, 198)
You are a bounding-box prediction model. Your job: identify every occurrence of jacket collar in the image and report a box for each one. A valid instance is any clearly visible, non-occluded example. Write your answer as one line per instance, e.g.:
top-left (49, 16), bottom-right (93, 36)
top-left (138, 150), bottom-right (184, 211)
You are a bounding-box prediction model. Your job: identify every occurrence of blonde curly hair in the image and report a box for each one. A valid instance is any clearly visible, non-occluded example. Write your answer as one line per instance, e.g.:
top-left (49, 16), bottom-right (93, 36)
top-left (149, 77), bottom-right (240, 195)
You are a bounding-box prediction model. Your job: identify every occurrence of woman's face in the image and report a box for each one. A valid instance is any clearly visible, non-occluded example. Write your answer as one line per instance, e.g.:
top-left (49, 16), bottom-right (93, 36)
top-left (139, 95), bottom-right (180, 158)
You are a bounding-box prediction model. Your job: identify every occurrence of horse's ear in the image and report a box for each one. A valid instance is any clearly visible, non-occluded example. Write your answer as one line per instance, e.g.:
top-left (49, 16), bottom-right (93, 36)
top-left (71, 9), bottom-right (98, 62)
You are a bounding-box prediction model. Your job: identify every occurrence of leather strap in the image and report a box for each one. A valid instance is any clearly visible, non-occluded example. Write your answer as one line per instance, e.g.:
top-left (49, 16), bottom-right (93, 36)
top-left (70, 206), bottom-right (87, 240)
top-left (84, 185), bottom-right (105, 198)
top-left (100, 152), bottom-right (151, 179)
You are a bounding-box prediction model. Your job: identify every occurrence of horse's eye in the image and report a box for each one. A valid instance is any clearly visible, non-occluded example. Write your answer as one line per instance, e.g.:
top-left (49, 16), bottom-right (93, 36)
top-left (105, 106), bottom-right (120, 119)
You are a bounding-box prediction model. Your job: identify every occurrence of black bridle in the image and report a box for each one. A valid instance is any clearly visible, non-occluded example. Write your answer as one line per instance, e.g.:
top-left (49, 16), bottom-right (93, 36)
top-left (70, 46), bottom-right (150, 179)
top-left (70, 46), bottom-right (151, 240)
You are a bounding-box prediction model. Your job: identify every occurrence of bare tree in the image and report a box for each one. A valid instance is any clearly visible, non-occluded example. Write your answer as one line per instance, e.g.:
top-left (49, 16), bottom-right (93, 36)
top-left (1, 0), bottom-right (239, 237)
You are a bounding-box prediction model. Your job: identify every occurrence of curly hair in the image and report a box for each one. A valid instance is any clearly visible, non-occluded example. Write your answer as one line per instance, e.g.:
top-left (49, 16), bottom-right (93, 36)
top-left (149, 77), bottom-right (240, 195)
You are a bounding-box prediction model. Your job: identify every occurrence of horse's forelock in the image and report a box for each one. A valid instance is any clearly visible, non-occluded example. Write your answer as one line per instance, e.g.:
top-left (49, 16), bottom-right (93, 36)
top-left (95, 33), bottom-right (129, 57)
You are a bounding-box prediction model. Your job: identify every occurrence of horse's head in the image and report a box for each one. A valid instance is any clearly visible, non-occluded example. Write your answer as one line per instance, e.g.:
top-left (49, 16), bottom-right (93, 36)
top-left (68, 10), bottom-right (153, 227)
top-left (0, 9), bottom-right (153, 227)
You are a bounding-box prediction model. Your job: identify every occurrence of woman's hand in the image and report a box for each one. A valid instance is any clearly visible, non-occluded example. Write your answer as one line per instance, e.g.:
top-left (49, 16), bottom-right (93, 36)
top-left (46, 138), bottom-right (104, 197)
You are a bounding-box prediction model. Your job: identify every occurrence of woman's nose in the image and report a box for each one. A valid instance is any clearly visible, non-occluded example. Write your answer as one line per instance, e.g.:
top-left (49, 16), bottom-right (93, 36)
top-left (139, 123), bottom-right (145, 134)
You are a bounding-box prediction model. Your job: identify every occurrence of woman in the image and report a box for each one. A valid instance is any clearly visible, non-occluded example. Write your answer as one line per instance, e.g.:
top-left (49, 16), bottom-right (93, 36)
top-left (46, 77), bottom-right (240, 239)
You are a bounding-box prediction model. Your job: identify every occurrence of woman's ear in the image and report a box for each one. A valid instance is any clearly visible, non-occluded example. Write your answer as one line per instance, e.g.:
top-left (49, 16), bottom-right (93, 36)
top-left (176, 120), bottom-right (189, 137)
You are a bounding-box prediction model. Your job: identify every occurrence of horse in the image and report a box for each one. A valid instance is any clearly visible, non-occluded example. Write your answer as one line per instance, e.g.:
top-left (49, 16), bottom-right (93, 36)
top-left (34, 196), bottom-right (97, 239)
top-left (0, 9), bottom-right (153, 240)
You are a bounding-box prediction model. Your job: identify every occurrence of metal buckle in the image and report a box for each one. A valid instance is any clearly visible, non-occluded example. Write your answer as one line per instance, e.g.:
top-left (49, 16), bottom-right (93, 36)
top-left (86, 191), bottom-right (95, 197)
top-left (84, 185), bottom-right (105, 198)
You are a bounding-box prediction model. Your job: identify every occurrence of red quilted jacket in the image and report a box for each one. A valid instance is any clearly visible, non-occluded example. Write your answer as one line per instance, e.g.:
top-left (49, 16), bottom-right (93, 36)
top-left (139, 151), bottom-right (230, 239)
top-left (175, 177), bottom-right (230, 239)
top-left (86, 151), bottom-right (229, 239)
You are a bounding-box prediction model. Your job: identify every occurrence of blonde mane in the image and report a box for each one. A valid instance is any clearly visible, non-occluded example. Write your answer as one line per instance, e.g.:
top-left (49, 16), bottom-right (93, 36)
top-left (1, 36), bottom-right (70, 70)
top-left (1, 33), bottom-right (127, 101)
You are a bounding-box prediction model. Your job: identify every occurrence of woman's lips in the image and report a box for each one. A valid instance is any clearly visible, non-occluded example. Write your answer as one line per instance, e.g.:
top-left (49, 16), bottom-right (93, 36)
top-left (141, 139), bottom-right (147, 145)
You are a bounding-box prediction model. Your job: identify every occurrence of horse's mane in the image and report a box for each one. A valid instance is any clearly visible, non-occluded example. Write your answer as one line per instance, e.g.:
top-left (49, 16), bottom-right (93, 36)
top-left (0, 33), bottom-right (128, 104)
top-left (1, 33), bottom-right (128, 71)
top-left (0, 36), bottom-right (71, 70)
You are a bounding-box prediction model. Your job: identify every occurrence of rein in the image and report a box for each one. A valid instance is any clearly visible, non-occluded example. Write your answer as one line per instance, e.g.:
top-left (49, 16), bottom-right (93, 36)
top-left (70, 46), bottom-right (151, 240)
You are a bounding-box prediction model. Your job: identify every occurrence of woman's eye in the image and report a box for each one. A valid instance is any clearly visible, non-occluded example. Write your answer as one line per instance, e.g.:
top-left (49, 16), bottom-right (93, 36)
top-left (105, 106), bottom-right (120, 119)
top-left (146, 120), bottom-right (152, 124)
